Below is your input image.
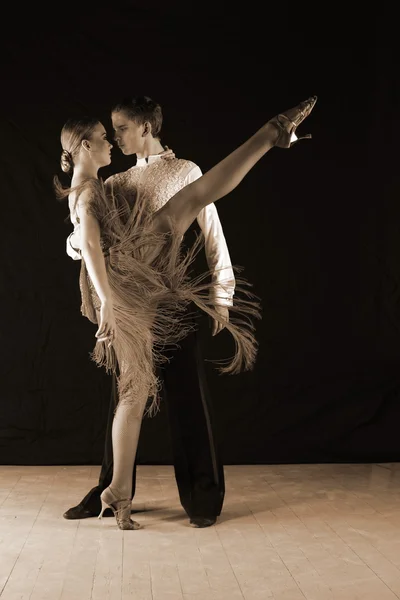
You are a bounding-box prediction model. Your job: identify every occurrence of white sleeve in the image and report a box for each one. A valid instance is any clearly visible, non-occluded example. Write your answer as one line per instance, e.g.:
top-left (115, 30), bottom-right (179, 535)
top-left (184, 165), bottom-right (236, 307)
top-left (66, 229), bottom-right (82, 260)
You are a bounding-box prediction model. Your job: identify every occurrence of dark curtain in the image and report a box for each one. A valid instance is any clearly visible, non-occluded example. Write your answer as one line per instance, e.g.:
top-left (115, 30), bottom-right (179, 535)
top-left (1, 6), bottom-right (399, 464)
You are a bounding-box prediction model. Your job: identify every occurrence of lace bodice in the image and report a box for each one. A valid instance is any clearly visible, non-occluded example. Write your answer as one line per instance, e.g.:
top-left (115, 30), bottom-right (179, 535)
top-left (105, 159), bottom-right (197, 213)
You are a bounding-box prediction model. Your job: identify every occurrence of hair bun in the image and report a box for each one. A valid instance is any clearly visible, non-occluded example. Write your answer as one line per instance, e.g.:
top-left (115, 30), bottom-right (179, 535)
top-left (60, 149), bottom-right (73, 173)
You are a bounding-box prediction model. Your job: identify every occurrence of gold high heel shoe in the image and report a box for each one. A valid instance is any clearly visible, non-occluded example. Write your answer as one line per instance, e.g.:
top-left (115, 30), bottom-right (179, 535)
top-left (99, 487), bottom-right (141, 530)
top-left (269, 95), bottom-right (318, 148)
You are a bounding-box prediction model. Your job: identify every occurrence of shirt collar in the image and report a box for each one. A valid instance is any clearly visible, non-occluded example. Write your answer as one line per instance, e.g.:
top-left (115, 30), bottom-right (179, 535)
top-left (136, 154), bottom-right (162, 167)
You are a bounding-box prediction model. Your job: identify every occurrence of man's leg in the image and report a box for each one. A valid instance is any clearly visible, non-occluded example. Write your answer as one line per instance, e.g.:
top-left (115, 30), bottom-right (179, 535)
top-left (162, 314), bottom-right (225, 526)
top-left (63, 373), bottom-right (138, 519)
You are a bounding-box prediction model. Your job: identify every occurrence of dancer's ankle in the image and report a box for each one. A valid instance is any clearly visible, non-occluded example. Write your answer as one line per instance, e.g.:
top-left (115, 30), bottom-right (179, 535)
top-left (109, 484), bottom-right (131, 500)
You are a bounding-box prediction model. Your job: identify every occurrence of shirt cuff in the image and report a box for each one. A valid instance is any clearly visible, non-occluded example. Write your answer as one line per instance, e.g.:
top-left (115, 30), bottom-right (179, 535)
top-left (209, 284), bottom-right (234, 307)
top-left (66, 233), bottom-right (82, 260)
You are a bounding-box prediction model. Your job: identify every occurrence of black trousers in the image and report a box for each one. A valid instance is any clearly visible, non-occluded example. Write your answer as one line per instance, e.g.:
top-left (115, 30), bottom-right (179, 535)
top-left (79, 318), bottom-right (225, 519)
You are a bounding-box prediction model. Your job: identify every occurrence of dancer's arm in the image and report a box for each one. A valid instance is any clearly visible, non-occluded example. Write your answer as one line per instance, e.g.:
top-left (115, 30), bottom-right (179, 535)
top-left (66, 230), bottom-right (82, 260)
top-left (77, 191), bottom-right (116, 343)
top-left (185, 165), bottom-right (235, 305)
top-left (184, 164), bottom-right (235, 335)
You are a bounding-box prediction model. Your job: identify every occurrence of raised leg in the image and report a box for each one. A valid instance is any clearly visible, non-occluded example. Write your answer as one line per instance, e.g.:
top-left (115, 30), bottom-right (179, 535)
top-left (154, 96), bottom-right (317, 235)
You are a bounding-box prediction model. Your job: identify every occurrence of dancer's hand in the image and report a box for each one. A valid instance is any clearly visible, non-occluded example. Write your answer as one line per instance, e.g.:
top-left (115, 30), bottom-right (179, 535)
top-left (159, 146), bottom-right (176, 160)
top-left (96, 301), bottom-right (116, 348)
top-left (211, 305), bottom-right (229, 336)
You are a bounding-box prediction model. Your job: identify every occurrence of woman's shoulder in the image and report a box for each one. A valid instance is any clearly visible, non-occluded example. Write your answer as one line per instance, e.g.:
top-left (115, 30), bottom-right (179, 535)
top-left (74, 178), bottom-right (103, 203)
top-left (70, 178), bottom-right (103, 221)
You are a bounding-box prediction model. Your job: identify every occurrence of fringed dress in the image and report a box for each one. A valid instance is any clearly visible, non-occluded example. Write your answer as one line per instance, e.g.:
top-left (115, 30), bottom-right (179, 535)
top-left (69, 177), bottom-right (260, 415)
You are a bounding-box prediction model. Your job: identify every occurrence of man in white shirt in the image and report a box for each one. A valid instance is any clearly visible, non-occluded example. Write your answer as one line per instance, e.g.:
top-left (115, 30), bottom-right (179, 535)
top-left (64, 96), bottom-right (235, 527)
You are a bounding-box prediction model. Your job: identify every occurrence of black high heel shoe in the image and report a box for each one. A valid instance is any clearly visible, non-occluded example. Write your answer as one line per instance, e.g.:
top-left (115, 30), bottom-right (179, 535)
top-left (99, 486), bottom-right (141, 530)
top-left (269, 96), bottom-right (318, 148)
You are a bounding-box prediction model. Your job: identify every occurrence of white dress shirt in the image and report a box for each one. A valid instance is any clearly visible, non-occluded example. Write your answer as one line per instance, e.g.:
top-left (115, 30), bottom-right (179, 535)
top-left (66, 154), bottom-right (236, 306)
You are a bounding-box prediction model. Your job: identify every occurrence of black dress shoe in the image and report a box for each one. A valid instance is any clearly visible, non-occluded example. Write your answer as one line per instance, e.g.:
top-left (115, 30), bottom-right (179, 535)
top-left (63, 503), bottom-right (107, 520)
top-left (189, 516), bottom-right (216, 528)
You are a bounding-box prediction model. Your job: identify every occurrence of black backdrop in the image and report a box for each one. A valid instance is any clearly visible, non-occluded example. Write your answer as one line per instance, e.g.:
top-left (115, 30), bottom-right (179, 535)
top-left (1, 6), bottom-right (399, 465)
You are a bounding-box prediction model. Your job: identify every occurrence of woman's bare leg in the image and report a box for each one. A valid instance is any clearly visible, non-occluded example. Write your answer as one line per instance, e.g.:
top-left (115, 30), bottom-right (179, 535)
top-left (99, 360), bottom-right (150, 530)
top-left (154, 96), bottom-right (317, 235)
top-left (109, 391), bottom-right (147, 501)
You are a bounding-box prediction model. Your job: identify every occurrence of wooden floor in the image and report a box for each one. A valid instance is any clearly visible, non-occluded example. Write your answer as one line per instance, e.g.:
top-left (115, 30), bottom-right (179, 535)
top-left (1, 464), bottom-right (400, 599)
